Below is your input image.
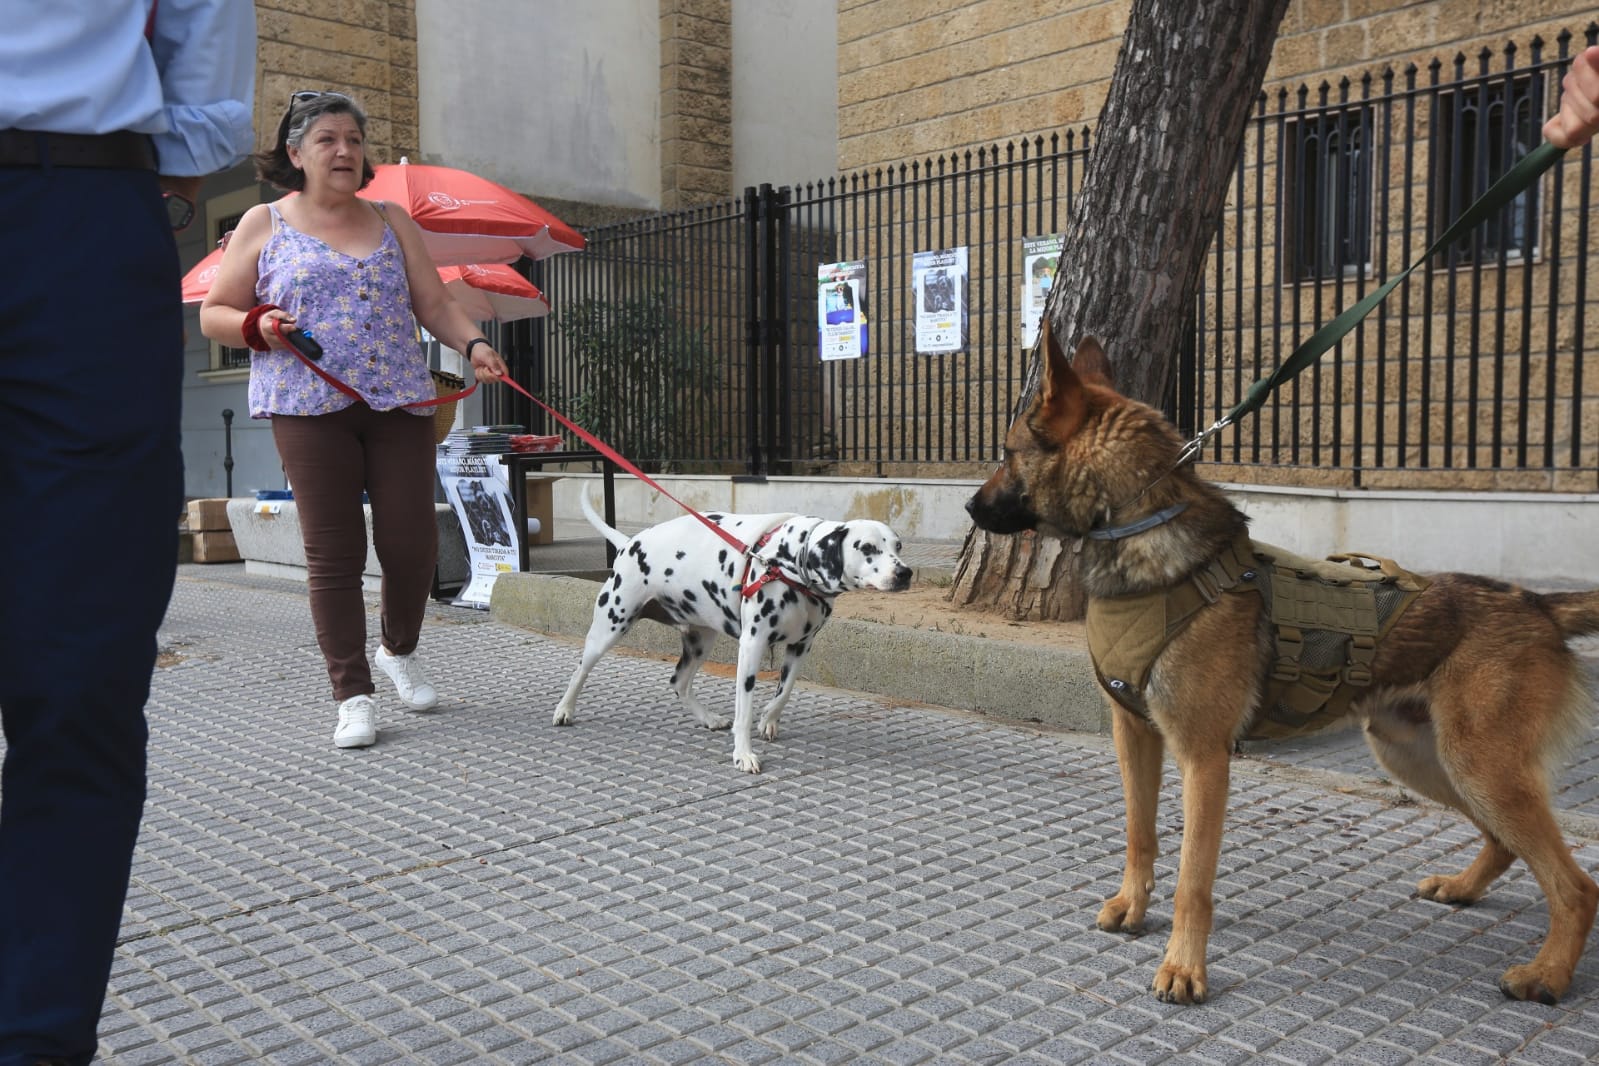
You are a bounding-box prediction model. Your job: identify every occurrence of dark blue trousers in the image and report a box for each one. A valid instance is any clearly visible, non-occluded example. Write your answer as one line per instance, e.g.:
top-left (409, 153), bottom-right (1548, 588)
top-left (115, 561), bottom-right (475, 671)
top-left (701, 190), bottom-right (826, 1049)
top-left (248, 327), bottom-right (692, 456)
top-left (0, 164), bottom-right (182, 1065)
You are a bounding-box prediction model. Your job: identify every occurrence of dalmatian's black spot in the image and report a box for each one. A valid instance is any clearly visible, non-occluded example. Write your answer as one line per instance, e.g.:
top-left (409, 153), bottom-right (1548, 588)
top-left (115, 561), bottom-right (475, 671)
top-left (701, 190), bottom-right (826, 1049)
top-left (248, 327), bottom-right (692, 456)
top-left (597, 590), bottom-right (609, 607)
top-left (681, 588), bottom-right (697, 602)
top-left (664, 567), bottom-right (674, 577)
top-left (676, 550), bottom-right (687, 560)
top-left (743, 675), bottom-right (757, 692)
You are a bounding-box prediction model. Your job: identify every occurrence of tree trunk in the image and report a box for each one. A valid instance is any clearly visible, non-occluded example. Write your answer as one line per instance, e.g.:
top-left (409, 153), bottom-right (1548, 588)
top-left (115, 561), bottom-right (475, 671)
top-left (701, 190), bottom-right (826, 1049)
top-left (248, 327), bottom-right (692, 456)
top-left (951, 0), bottom-right (1291, 621)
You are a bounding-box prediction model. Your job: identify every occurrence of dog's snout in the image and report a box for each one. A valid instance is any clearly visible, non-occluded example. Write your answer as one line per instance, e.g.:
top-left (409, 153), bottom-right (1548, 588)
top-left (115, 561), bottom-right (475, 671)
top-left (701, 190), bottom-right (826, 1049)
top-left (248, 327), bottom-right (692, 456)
top-left (893, 564), bottom-right (913, 590)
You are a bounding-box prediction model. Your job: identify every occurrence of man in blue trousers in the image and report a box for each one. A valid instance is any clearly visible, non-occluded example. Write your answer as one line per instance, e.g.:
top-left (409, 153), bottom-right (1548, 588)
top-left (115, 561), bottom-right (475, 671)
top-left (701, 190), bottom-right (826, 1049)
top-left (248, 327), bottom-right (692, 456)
top-left (0, 3), bottom-right (255, 1063)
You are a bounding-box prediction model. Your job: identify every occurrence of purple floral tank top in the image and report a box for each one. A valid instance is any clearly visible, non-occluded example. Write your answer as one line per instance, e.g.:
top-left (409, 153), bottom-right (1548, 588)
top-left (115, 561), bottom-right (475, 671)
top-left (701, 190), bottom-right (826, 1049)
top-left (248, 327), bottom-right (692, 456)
top-left (248, 201), bottom-right (434, 419)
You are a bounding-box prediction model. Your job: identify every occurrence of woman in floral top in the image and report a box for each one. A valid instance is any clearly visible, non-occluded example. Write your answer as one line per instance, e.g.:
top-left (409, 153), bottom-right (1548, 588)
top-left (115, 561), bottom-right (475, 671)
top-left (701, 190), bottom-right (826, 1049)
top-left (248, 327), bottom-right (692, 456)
top-left (202, 90), bottom-right (509, 750)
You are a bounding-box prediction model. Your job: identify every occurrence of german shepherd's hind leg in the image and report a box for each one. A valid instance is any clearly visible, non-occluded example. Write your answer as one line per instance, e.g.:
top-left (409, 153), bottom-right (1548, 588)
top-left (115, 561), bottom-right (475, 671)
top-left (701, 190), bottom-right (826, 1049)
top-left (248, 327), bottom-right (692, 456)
top-left (1098, 706), bottom-right (1164, 936)
top-left (1370, 669), bottom-right (1598, 1003)
top-left (1362, 691), bottom-right (1514, 904)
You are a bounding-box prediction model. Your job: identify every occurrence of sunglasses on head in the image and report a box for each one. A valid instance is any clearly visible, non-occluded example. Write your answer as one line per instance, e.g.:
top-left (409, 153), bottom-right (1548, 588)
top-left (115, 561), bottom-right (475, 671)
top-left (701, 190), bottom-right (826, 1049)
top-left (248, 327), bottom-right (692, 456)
top-left (290, 90), bottom-right (354, 106)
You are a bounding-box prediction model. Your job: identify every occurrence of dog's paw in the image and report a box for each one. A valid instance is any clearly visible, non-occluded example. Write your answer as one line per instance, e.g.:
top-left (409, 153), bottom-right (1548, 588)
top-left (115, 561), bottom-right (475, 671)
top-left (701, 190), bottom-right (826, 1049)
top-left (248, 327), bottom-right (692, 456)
top-left (1153, 962), bottom-right (1208, 1004)
top-left (733, 751), bottom-right (762, 774)
top-left (697, 713), bottom-right (732, 731)
top-left (1096, 895), bottom-right (1147, 935)
top-left (1416, 874), bottom-right (1484, 905)
top-left (552, 707), bottom-right (573, 726)
top-left (1499, 963), bottom-right (1565, 1005)
top-left (758, 715), bottom-right (780, 741)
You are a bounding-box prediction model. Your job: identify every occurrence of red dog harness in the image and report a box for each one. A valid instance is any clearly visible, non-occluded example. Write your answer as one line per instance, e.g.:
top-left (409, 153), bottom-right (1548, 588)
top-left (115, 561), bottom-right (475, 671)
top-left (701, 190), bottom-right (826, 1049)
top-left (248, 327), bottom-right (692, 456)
top-left (741, 526), bottom-right (823, 602)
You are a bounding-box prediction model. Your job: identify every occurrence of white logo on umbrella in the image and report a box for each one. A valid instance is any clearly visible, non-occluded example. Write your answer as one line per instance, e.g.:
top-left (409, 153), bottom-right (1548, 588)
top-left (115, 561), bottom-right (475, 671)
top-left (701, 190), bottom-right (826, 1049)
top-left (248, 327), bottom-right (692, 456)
top-left (425, 191), bottom-right (498, 212)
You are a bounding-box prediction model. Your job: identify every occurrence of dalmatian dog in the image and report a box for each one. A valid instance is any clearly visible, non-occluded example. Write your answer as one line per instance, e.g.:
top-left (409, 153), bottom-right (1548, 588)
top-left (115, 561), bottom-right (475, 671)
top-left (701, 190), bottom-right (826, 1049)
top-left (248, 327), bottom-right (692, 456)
top-left (553, 490), bottom-right (914, 772)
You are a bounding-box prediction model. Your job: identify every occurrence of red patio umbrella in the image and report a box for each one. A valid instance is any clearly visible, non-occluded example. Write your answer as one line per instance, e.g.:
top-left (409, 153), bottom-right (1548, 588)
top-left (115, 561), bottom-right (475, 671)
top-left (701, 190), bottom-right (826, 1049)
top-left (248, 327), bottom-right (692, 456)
top-left (437, 263), bottom-right (550, 323)
top-left (181, 245), bottom-right (549, 326)
top-left (357, 157), bottom-right (584, 266)
top-left (180, 245), bottom-right (224, 304)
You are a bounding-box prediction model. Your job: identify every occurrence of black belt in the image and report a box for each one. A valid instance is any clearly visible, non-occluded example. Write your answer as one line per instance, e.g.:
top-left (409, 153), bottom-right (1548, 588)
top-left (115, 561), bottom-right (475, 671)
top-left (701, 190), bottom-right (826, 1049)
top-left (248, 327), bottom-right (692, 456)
top-left (0, 129), bottom-right (157, 170)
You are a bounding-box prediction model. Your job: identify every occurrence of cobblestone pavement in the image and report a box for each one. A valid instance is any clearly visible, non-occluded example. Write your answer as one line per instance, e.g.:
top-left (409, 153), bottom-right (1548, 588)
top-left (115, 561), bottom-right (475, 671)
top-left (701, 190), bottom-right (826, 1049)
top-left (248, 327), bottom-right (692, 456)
top-left (40, 565), bottom-right (1599, 1061)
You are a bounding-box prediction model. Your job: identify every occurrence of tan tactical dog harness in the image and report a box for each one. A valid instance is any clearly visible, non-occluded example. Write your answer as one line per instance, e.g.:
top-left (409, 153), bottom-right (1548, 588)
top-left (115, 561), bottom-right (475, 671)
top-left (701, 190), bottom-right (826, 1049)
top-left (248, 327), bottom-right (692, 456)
top-left (1085, 535), bottom-right (1430, 739)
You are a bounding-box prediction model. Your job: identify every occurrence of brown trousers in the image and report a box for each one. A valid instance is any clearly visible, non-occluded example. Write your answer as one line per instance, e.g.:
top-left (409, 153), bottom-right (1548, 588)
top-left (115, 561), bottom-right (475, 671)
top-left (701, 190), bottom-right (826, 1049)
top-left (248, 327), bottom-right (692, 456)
top-left (271, 404), bottom-right (438, 701)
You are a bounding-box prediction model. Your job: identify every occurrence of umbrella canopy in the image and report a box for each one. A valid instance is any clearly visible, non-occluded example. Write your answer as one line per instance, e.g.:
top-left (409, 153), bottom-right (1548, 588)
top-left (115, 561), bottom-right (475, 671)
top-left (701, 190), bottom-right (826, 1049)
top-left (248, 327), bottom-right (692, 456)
top-left (181, 244), bottom-right (549, 326)
top-left (438, 263), bottom-right (550, 323)
top-left (180, 246), bottom-right (224, 304)
top-left (357, 158), bottom-right (585, 266)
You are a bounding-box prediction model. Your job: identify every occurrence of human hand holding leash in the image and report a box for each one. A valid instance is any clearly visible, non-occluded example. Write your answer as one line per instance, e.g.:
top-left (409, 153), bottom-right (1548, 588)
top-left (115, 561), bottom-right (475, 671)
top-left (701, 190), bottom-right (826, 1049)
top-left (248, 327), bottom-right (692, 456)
top-left (463, 336), bottom-right (509, 383)
top-left (1544, 44), bottom-right (1599, 149)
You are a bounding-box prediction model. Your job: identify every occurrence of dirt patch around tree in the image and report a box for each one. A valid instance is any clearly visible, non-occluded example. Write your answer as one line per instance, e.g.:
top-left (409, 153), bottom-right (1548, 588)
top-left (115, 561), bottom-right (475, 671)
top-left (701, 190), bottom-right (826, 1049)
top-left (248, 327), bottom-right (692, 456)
top-left (828, 574), bottom-right (1087, 651)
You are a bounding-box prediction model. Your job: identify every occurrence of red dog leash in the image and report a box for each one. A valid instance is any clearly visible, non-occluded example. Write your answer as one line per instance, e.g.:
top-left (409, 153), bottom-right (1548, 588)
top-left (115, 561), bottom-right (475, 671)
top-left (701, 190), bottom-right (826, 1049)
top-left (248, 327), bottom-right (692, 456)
top-left (262, 315), bottom-right (757, 561)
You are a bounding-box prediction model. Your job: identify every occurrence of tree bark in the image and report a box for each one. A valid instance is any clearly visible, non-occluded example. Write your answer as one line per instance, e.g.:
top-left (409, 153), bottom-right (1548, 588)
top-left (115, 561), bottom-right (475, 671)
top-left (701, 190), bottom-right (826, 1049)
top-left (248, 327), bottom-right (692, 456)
top-left (951, 0), bottom-right (1291, 621)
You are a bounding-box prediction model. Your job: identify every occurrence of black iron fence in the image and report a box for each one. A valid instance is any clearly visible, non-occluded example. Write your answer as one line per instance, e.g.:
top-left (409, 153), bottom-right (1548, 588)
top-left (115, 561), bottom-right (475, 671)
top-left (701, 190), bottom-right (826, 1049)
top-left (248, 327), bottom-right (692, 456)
top-left (497, 24), bottom-right (1597, 491)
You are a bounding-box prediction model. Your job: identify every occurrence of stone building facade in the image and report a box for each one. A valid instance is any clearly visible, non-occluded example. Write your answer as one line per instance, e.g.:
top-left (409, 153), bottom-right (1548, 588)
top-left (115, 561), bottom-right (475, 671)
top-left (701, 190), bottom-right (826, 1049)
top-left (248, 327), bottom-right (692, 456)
top-left (252, 0), bottom-right (419, 164)
top-left (837, 1), bottom-right (1595, 173)
top-left (832, 1), bottom-right (1599, 492)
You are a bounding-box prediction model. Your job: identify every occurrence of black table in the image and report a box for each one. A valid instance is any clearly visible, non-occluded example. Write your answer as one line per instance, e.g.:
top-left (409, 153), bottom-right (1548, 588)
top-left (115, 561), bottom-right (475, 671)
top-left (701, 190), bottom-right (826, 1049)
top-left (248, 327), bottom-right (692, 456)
top-left (500, 450), bottom-right (619, 573)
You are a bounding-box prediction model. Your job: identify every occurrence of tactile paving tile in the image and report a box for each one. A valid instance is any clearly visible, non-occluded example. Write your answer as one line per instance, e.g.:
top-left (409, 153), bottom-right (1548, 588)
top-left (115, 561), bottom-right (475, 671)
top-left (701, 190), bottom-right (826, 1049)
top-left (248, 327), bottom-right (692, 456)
top-left (8, 567), bottom-right (1599, 1063)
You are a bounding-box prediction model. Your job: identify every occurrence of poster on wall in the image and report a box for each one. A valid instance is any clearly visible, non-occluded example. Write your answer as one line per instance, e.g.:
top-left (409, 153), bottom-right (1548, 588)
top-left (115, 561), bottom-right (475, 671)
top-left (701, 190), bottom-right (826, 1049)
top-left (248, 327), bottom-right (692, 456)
top-left (817, 260), bottom-right (869, 361)
top-left (912, 246), bottom-right (968, 354)
top-left (1020, 233), bottom-right (1063, 350)
top-left (437, 453), bottom-right (519, 608)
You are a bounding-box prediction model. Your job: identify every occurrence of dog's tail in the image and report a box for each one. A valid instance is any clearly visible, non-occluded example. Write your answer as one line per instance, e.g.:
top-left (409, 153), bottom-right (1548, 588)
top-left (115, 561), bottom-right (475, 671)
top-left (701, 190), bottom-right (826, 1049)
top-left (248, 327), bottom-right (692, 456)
top-left (581, 487), bottom-right (633, 553)
top-left (1544, 590), bottom-right (1599, 639)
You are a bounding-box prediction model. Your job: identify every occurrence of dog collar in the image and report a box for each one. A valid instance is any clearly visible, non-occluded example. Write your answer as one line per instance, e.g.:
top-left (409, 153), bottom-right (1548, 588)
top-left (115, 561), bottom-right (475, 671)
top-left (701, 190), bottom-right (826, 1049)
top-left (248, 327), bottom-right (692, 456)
top-left (741, 527), bottom-right (825, 602)
top-left (1085, 502), bottom-right (1189, 541)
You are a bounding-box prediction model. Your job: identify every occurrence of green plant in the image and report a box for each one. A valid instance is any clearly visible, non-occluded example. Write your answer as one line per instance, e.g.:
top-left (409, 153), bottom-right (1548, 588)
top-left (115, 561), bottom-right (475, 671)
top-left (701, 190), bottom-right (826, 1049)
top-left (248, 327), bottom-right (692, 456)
top-left (554, 284), bottom-right (717, 472)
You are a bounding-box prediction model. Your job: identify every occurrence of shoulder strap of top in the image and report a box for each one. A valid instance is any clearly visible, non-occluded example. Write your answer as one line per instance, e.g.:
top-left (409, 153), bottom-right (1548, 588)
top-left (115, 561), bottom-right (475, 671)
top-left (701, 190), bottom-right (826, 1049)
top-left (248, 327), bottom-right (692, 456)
top-left (266, 200), bottom-right (285, 234)
top-left (370, 199), bottom-right (389, 225)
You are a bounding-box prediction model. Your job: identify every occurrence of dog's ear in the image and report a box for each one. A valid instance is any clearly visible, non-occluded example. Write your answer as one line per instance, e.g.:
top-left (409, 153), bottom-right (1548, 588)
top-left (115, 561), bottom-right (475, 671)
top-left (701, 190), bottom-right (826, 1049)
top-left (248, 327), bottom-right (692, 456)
top-left (1038, 327), bottom-right (1090, 431)
top-left (1072, 336), bottom-right (1114, 389)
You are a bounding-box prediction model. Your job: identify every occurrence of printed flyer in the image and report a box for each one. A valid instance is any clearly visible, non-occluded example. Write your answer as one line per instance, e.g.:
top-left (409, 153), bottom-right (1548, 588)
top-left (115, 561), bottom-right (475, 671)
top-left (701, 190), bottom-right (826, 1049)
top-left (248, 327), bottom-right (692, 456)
top-left (437, 453), bottom-right (519, 608)
top-left (817, 260), bottom-right (869, 361)
top-left (912, 246), bottom-right (968, 354)
top-left (1021, 233), bottom-right (1063, 350)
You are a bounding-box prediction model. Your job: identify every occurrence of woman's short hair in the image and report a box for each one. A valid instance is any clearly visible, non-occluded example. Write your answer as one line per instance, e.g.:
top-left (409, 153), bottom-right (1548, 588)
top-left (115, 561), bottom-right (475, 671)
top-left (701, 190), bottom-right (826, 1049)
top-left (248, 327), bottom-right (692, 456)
top-left (254, 91), bottom-right (375, 192)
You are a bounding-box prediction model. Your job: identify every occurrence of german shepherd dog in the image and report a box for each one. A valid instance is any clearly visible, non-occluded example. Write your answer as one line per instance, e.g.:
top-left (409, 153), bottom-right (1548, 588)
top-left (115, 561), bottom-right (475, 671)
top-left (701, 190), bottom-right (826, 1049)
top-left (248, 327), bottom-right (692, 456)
top-left (967, 331), bottom-right (1599, 1004)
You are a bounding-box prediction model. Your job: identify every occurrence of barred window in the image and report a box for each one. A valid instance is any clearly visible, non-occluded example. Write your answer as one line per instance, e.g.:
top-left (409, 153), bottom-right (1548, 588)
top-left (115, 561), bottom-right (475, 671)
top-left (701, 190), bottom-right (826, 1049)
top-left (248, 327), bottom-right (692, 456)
top-left (1431, 73), bottom-right (1543, 266)
top-left (212, 209), bottom-right (251, 371)
top-left (1283, 105), bottom-right (1373, 283)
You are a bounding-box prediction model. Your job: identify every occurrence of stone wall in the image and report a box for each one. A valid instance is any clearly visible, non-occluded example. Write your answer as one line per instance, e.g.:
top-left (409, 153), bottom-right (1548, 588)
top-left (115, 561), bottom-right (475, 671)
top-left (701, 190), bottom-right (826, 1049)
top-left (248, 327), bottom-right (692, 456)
top-left (253, 0), bottom-right (418, 165)
top-left (661, 0), bottom-right (734, 208)
top-left (838, 1), bottom-right (1596, 173)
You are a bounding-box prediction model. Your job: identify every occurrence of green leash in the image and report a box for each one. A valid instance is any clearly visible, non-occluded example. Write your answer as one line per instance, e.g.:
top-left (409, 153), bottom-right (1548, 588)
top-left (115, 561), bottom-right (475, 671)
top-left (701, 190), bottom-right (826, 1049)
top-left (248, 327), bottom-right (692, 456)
top-left (1177, 139), bottom-right (1570, 465)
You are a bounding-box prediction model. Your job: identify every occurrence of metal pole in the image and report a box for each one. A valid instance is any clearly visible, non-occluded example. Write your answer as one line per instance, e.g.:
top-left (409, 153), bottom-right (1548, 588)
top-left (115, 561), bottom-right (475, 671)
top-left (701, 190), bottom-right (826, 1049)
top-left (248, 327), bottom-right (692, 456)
top-left (222, 408), bottom-right (234, 497)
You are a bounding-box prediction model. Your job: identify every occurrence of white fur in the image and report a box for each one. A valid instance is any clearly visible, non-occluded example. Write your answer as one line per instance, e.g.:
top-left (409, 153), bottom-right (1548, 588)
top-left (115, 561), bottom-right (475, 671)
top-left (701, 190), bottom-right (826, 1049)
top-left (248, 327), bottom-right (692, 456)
top-left (553, 491), bottom-right (912, 772)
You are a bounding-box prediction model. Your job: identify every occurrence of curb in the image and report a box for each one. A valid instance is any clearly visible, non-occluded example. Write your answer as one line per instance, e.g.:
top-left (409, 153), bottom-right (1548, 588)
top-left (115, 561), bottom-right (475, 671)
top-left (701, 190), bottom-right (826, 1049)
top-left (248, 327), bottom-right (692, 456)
top-left (489, 572), bottom-right (1111, 734)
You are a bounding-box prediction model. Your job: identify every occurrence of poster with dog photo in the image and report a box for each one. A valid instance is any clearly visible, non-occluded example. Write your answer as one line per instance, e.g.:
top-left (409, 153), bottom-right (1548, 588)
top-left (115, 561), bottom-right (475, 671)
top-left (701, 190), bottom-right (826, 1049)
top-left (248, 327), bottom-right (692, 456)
top-left (1021, 233), bottom-right (1063, 350)
top-left (437, 453), bottom-right (519, 608)
top-left (817, 260), bottom-right (868, 360)
top-left (912, 246), bottom-right (968, 354)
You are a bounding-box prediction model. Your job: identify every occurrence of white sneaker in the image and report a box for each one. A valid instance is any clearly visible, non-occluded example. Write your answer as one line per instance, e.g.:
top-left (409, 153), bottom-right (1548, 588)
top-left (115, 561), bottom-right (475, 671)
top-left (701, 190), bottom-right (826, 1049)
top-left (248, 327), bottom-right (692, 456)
top-left (376, 646), bottom-right (438, 711)
top-left (334, 695), bottom-right (378, 748)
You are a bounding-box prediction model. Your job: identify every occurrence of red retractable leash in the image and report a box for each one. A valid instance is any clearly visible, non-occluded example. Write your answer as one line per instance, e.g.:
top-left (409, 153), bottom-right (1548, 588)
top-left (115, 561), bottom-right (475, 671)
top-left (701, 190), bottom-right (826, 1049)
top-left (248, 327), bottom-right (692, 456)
top-left (266, 319), bottom-right (803, 597)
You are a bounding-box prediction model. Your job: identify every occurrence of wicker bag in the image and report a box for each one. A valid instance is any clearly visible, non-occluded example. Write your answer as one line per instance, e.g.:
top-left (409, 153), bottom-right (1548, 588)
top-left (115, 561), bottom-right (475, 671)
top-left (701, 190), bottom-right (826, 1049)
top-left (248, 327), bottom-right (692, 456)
top-left (429, 369), bottom-right (464, 444)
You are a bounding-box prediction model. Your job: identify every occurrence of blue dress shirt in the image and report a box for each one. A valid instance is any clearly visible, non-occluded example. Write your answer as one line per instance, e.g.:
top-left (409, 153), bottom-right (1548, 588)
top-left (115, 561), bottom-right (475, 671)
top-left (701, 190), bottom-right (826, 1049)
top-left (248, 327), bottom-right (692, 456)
top-left (0, 0), bottom-right (255, 176)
